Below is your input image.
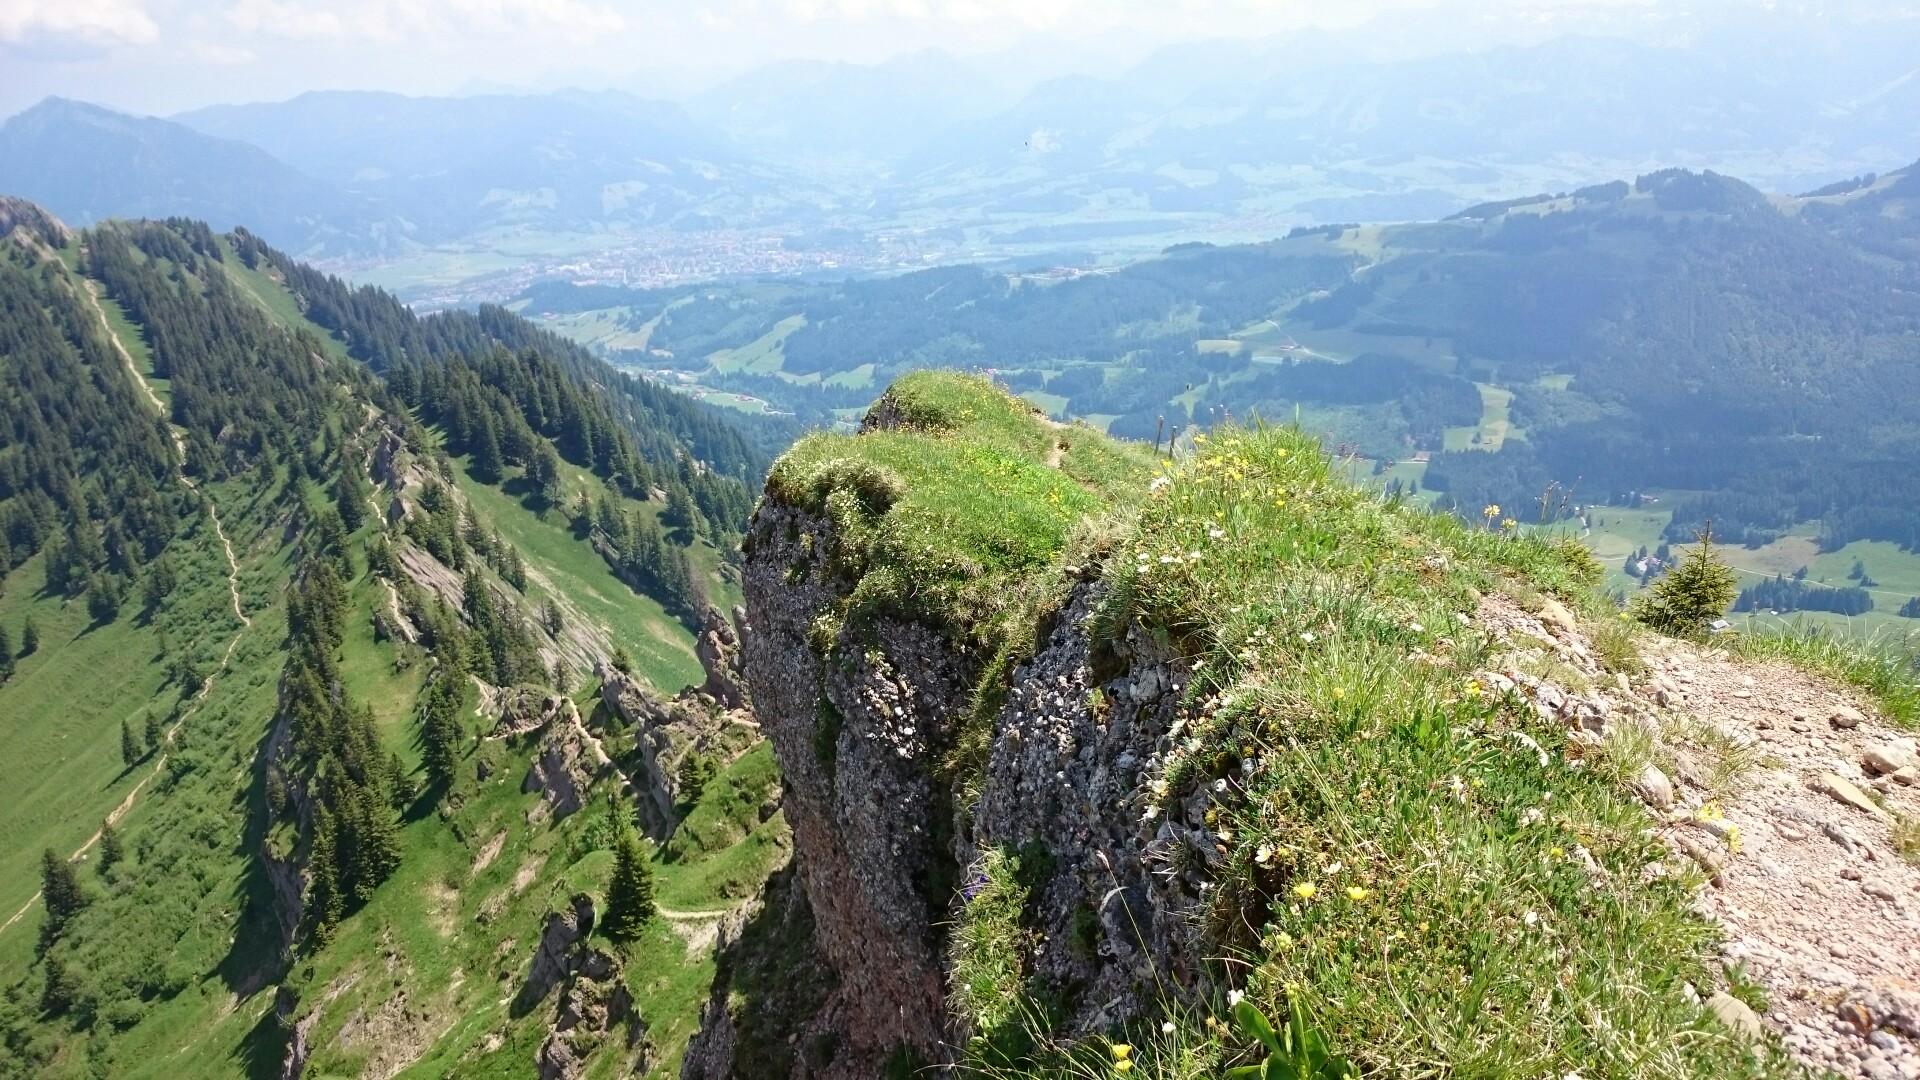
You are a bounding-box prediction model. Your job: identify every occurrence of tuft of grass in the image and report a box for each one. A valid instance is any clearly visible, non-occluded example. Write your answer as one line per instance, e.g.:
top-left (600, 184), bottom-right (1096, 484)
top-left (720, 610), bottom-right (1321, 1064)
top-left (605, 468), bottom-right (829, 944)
top-left (1725, 622), bottom-right (1920, 730)
top-left (1895, 817), bottom-right (1920, 866)
top-left (950, 848), bottom-right (1038, 1047)
top-left (1591, 613), bottom-right (1648, 677)
top-left (1725, 962), bottom-right (1772, 1015)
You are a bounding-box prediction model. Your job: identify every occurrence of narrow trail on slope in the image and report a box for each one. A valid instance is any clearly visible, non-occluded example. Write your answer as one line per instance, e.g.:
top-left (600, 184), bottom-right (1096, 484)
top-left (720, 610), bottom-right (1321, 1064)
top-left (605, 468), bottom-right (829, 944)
top-left (1, 273), bottom-right (257, 938)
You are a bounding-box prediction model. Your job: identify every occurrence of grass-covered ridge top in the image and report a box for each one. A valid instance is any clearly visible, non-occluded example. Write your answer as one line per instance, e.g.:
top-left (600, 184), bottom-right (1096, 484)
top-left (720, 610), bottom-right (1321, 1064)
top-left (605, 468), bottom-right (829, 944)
top-left (763, 371), bottom-right (1156, 648)
top-left (773, 373), bottom-right (1806, 1077)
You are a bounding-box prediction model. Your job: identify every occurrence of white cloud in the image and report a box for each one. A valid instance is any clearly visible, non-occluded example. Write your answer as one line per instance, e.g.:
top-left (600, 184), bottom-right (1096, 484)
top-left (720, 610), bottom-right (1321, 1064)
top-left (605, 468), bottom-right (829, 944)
top-left (223, 0), bottom-right (624, 43)
top-left (0, 0), bottom-right (160, 47)
top-left (185, 39), bottom-right (257, 64)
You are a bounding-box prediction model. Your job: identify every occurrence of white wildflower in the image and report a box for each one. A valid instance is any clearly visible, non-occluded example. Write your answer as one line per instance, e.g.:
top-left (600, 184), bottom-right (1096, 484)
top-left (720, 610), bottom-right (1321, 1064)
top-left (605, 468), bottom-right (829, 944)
top-left (1300, 631), bottom-right (1317, 644)
top-left (1149, 476), bottom-right (1172, 494)
top-left (1212, 778), bottom-right (1228, 793)
top-left (1142, 805), bottom-right (1161, 822)
top-left (1162, 1021), bottom-right (1176, 1034)
top-left (1523, 910), bottom-right (1539, 927)
top-left (1227, 989), bottom-right (1245, 1007)
top-left (1208, 527), bottom-right (1226, 540)
top-left (1254, 844), bottom-right (1274, 866)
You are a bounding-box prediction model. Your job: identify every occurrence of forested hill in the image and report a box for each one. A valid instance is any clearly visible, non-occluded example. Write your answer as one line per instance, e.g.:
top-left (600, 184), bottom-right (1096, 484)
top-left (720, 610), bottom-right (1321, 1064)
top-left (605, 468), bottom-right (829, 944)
top-left (533, 164), bottom-right (1920, 559)
top-left (233, 228), bottom-right (788, 486)
top-left (0, 206), bottom-right (789, 1078)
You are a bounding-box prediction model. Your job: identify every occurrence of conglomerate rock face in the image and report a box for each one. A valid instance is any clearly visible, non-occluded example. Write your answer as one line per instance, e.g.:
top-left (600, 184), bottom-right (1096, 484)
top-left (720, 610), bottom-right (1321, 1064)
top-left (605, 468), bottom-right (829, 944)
top-left (722, 498), bottom-right (1213, 1077)
top-left (738, 500), bottom-right (967, 1075)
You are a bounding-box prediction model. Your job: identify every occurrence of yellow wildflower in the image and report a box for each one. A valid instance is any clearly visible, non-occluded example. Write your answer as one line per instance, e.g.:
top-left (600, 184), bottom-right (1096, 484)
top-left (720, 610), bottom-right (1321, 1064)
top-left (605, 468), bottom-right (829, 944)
top-left (1464, 679), bottom-right (1483, 698)
top-left (1114, 1061), bottom-right (1134, 1074)
top-left (1548, 846), bottom-right (1565, 860)
top-left (1332, 686), bottom-right (1347, 700)
top-left (1482, 503), bottom-right (1501, 519)
top-left (1193, 434), bottom-right (1208, 444)
top-left (1346, 886), bottom-right (1371, 902)
top-left (1110, 1044), bottom-right (1134, 1061)
top-left (1292, 882), bottom-right (1317, 900)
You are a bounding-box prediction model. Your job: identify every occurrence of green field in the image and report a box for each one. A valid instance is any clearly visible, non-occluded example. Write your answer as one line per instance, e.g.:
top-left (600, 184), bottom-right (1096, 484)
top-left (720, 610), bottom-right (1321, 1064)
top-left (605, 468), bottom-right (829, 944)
top-left (1583, 497), bottom-right (1920, 634)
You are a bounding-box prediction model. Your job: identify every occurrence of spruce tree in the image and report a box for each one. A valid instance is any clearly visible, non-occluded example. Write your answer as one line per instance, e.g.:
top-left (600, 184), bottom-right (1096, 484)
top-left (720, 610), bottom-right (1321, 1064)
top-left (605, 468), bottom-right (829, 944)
top-left (40, 951), bottom-right (75, 1015)
top-left (19, 616), bottom-right (37, 656)
top-left (0, 624), bottom-right (12, 682)
top-left (306, 807), bottom-right (344, 944)
top-left (335, 465), bottom-right (369, 533)
top-left (602, 808), bottom-right (655, 942)
top-left (120, 719), bottom-right (142, 768)
top-left (1632, 526), bottom-right (1739, 637)
top-left (420, 672), bottom-right (462, 794)
top-left (38, 849), bottom-right (85, 952)
top-left (143, 711), bottom-right (164, 754)
top-left (97, 821), bottom-right (123, 874)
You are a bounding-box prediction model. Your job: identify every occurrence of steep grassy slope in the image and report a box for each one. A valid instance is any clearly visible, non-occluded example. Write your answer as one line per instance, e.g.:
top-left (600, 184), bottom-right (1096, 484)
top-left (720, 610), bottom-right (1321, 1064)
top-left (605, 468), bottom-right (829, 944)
top-left (0, 213), bottom-right (783, 1079)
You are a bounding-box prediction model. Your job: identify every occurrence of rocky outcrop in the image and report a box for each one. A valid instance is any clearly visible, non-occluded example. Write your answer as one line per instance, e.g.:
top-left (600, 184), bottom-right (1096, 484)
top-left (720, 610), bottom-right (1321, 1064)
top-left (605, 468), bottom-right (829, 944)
top-left (493, 687), bottom-right (578, 740)
top-left (276, 984), bottom-right (319, 1080)
top-left (681, 867), bottom-right (839, 1080)
top-left (598, 669), bottom-right (759, 840)
top-left (520, 697), bottom-right (615, 822)
top-left (514, 894), bottom-right (651, 1079)
top-left (731, 491), bottom-right (1209, 1077)
top-left (516, 894), bottom-right (596, 1015)
top-left (0, 196), bottom-right (70, 249)
top-left (737, 502), bottom-right (974, 1074)
top-left (693, 605), bottom-right (748, 709)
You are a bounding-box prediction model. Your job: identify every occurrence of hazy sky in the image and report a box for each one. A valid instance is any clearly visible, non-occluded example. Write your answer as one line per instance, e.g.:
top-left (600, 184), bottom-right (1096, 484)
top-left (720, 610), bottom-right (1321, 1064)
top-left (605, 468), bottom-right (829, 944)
top-left (0, 0), bottom-right (1910, 117)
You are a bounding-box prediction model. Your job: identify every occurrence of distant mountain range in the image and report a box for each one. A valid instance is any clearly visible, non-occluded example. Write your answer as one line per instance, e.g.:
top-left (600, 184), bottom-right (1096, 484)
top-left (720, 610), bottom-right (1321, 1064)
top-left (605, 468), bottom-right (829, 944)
top-left (0, 98), bottom-right (400, 256)
top-left (3, 23), bottom-right (1918, 260)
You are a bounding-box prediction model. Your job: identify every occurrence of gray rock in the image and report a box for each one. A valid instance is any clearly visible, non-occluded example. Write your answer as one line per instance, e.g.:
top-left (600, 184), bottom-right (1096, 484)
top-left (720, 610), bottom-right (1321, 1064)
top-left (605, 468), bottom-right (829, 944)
top-left (1832, 705), bottom-right (1868, 730)
top-left (1816, 772), bottom-right (1893, 822)
top-left (1863, 741), bottom-right (1917, 777)
top-left (1634, 764), bottom-right (1676, 809)
top-left (1708, 991), bottom-right (1765, 1041)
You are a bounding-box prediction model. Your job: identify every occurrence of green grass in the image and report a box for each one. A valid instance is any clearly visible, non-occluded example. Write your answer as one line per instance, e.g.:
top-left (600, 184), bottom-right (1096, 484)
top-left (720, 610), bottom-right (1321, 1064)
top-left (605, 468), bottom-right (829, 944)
top-left (708, 314), bottom-right (805, 375)
top-left (0, 462), bottom-right (307, 1079)
top-left (450, 456), bottom-right (705, 694)
top-left (656, 743), bottom-right (792, 909)
top-left (764, 371), bottom-right (1155, 652)
top-left (0, 491), bottom-right (248, 919)
top-left (218, 254), bottom-right (354, 366)
top-left (799, 390), bottom-right (1789, 1079)
top-left (950, 847), bottom-right (1036, 1046)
